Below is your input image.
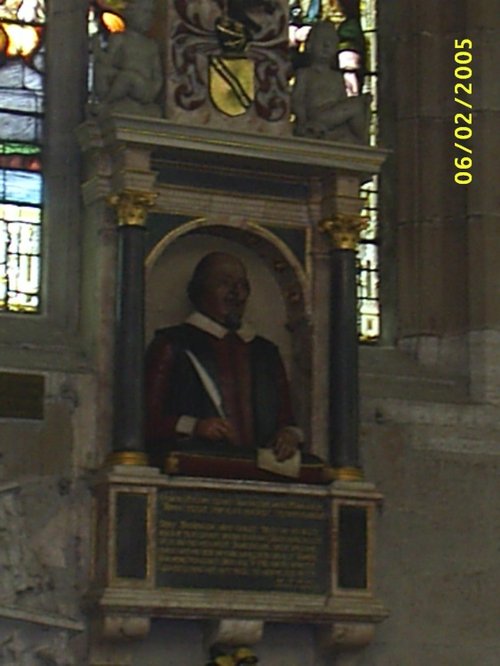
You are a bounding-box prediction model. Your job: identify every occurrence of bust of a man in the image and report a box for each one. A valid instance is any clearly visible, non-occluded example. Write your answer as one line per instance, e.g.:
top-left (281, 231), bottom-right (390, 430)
top-left (145, 252), bottom-right (302, 466)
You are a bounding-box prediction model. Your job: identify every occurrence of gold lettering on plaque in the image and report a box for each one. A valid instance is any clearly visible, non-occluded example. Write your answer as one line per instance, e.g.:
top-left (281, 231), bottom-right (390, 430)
top-left (157, 492), bottom-right (328, 593)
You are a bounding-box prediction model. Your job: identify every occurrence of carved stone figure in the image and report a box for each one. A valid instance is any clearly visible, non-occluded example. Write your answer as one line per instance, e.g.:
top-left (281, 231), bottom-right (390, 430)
top-left (145, 252), bottom-right (302, 466)
top-left (92, 0), bottom-right (162, 116)
top-left (291, 20), bottom-right (369, 143)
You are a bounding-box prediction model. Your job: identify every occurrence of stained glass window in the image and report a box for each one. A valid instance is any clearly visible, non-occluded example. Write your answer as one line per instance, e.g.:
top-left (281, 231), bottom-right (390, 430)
top-left (357, 0), bottom-right (379, 341)
top-left (88, 0), bottom-right (126, 37)
top-left (0, 0), bottom-right (45, 313)
top-left (359, 174), bottom-right (379, 340)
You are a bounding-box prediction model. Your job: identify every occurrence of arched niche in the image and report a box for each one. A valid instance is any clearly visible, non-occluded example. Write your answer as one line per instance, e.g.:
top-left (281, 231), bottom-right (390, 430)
top-left (145, 217), bottom-right (312, 441)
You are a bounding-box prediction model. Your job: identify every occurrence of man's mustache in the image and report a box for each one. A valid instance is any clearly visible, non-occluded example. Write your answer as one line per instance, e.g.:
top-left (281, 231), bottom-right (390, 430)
top-left (225, 297), bottom-right (247, 307)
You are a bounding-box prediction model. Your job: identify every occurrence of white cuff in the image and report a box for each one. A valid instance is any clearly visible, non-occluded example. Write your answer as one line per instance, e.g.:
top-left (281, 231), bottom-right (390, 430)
top-left (175, 415), bottom-right (197, 436)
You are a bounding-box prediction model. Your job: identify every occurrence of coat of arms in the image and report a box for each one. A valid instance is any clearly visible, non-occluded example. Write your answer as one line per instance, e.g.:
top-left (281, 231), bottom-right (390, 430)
top-left (171, 0), bottom-right (289, 123)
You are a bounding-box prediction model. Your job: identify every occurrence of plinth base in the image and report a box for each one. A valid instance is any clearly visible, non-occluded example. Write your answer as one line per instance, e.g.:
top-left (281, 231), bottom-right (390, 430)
top-left (87, 466), bottom-right (387, 663)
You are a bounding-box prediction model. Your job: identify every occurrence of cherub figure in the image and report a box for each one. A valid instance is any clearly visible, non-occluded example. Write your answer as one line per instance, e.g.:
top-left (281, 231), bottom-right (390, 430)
top-left (92, 0), bottom-right (162, 116)
top-left (291, 20), bottom-right (369, 143)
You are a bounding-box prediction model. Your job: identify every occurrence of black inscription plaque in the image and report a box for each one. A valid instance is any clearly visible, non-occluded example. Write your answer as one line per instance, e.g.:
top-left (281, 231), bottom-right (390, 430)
top-left (156, 488), bottom-right (329, 594)
top-left (338, 505), bottom-right (368, 590)
top-left (116, 492), bottom-right (148, 579)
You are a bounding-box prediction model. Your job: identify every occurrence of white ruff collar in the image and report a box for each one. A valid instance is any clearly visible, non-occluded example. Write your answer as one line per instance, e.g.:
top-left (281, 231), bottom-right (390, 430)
top-left (186, 312), bottom-right (255, 342)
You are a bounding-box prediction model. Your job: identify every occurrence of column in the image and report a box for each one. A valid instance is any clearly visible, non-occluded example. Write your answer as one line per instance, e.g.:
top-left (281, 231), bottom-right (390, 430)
top-left (107, 189), bottom-right (157, 466)
top-left (320, 214), bottom-right (366, 481)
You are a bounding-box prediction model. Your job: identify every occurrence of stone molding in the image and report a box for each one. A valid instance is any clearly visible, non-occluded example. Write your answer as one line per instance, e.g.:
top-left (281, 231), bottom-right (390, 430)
top-left (204, 619), bottom-right (264, 648)
top-left (0, 606), bottom-right (84, 633)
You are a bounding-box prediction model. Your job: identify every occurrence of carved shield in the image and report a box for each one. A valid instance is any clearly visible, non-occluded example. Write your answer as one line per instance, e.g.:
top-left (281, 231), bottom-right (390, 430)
top-left (209, 56), bottom-right (254, 117)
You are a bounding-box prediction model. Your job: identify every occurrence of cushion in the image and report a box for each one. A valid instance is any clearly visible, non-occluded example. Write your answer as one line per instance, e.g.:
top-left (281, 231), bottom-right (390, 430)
top-left (157, 443), bottom-right (334, 484)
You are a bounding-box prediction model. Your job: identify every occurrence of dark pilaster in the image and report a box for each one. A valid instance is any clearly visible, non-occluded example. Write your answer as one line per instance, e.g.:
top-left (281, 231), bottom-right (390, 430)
top-left (108, 190), bottom-right (156, 466)
top-left (321, 215), bottom-right (367, 481)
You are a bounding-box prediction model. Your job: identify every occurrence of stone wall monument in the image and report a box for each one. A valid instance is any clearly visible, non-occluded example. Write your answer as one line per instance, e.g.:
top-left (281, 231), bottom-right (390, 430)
top-left (80, 3), bottom-right (389, 664)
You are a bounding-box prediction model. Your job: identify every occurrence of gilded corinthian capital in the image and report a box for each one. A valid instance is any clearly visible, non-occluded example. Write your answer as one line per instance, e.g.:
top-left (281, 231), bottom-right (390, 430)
top-left (108, 189), bottom-right (157, 227)
top-left (319, 214), bottom-right (368, 251)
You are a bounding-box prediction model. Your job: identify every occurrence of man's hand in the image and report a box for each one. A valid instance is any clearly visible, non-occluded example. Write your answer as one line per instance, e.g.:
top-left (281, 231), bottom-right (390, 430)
top-left (194, 417), bottom-right (236, 443)
top-left (271, 427), bottom-right (301, 462)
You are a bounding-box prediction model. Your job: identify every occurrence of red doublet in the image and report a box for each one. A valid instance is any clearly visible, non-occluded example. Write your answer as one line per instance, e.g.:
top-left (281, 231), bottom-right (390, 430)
top-left (145, 322), bottom-right (295, 449)
top-left (212, 332), bottom-right (254, 448)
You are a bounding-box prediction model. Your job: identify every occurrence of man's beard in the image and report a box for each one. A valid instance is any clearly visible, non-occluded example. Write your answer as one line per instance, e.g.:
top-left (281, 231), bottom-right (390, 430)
top-left (224, 312), bottom-right (242, 330)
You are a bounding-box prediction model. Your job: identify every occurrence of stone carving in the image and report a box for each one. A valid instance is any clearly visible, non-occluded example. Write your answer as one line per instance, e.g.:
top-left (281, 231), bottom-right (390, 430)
top-left (291, 20), bottom-right (370, 143)
top-left (166, 0), bottom-right (290, 131)
top-left (92, 0), bottom-right (162, 116)
top-left (214, 1), bottom-right (282, 51)
top-left (205, 619), bottom-right (264, 650)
